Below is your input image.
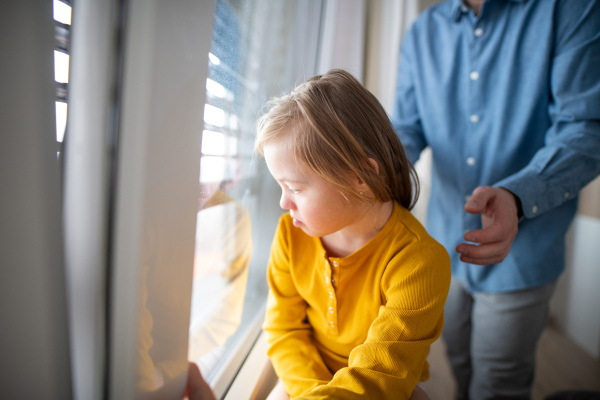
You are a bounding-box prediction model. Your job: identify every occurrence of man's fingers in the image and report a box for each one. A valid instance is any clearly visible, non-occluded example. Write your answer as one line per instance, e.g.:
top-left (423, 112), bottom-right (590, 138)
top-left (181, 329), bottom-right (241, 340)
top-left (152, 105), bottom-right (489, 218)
top-left (459, 253), bottom-right (507, 265)
top-left (464, 186), bottom-right (494, 214)
top-left (463, 223), bottom-right (507, 244)
top-left (456, 241), bottom-right (510, 264)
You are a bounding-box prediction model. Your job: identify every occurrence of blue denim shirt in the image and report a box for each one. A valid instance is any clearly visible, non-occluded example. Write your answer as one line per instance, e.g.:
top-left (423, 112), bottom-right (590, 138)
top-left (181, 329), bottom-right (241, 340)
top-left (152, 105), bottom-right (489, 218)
top-left (392, 0), bottom-right (600, 292)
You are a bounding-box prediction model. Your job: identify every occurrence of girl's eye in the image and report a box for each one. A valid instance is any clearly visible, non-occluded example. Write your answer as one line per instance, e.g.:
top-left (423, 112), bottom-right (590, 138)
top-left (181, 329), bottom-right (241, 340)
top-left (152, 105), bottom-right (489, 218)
top-left (288, 187), bottom-right (299, 195)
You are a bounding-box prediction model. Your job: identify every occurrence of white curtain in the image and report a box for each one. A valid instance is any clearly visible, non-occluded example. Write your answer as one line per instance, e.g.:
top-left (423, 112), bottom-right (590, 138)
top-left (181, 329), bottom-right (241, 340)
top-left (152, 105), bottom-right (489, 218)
top-left (363, 0), bottom-right (439, 224)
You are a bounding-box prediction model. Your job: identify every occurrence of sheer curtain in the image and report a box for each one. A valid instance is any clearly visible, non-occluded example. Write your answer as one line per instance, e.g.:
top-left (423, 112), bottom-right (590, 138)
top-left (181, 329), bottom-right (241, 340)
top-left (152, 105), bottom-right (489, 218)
top-left (364, 0), bottom-right (440, 225)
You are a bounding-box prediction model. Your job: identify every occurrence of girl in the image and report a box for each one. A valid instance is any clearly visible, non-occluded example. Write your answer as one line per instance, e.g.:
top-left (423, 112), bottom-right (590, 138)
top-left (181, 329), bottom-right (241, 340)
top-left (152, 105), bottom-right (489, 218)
top-left (256, 70), bottom-right (450, 400)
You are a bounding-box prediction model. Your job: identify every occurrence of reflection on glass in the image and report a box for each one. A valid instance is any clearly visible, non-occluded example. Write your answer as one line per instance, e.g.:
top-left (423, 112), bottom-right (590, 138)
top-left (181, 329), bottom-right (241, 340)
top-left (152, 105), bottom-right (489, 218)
top-left (203, 104), bottom-right (225, 128)
top-left (208, 52), bottom-right (220, 66)
top-left (189, 0), bottom-right (252, 380)
top-left (207, 79), bottom-right (233, 100)
top-left (201, 130), bottom-right (228, 156)
top-left (188, 186), bottom-right (252, 377)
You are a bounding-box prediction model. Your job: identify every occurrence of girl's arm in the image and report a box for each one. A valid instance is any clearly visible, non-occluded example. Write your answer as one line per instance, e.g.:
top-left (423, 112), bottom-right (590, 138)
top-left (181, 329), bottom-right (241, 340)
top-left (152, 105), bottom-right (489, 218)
top-left (262, 218), bottom-right (334, 397)
top-left (295, 240), bottom-right (451, 400)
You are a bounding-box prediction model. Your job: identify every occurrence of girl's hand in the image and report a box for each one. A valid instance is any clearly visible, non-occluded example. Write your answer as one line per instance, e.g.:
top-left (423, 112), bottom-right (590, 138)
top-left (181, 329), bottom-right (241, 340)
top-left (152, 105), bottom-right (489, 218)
top-left (409, 384), bottom-right (430, 400)
top-left (184, 362), bottom-right (216, 400)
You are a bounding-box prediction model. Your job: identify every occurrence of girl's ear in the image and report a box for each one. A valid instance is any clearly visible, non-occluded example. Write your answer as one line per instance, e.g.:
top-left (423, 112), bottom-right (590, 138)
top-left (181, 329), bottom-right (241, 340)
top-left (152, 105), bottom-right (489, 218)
top-left (368, 158), bottom-right (380, 175)
top-left (355, 158), bottom-right (379, 188)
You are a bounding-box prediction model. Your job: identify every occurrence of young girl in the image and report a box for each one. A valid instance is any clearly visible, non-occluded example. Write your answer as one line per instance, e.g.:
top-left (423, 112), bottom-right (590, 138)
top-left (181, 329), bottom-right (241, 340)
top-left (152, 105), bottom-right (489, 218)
top-left (256, 69), bottom-right (450, 400)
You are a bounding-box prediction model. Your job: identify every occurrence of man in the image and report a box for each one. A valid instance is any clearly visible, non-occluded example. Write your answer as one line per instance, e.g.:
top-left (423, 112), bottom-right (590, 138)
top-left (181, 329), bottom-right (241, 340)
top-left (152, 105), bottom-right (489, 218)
top-left (392, 0), bottom-right (600, 399)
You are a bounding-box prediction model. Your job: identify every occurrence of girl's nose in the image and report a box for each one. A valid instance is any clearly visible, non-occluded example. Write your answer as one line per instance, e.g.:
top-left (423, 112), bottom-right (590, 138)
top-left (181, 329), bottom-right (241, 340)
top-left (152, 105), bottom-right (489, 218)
top-left (280, 191), bottom-right (292, 210)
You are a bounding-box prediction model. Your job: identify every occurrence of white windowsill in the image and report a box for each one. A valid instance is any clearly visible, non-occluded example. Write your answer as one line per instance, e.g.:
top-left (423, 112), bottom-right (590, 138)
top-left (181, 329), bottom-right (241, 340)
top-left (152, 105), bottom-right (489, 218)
top-left (223, 330), bottom-right (278, 400)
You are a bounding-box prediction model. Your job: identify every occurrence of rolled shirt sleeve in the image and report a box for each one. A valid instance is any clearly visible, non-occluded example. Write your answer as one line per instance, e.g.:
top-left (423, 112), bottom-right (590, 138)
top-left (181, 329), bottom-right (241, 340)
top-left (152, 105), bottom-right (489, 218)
top-left (496, 0), bottom-right (600, 219)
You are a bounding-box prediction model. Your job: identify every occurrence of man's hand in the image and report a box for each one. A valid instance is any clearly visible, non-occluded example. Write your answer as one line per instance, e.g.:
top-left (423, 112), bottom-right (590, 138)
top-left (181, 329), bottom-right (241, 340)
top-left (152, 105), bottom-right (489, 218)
top-left (455, 186), bottom-right (520, 265)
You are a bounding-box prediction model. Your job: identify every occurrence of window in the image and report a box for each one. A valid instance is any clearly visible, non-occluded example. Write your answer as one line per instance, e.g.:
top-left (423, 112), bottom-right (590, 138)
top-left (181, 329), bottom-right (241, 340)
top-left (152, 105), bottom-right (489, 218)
top-left (102, 1), bottom-right (325, 397)
top-left (53, 0), bottom-right (71, 156)
top-left (187, 0), bottom-right (324, 396)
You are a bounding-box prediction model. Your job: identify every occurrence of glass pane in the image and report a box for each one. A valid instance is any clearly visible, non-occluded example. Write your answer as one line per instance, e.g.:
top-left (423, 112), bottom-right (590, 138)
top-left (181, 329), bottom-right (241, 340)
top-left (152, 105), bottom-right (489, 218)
top-left (55, 101), bottom-right (67, 142)
top-left (189, 0), bottom-right (253, 380)
top-left (188, 0), bottom-right (323, 387)
top-left (53, 0), bottom-right (72, 25)
top-left (54, 50), bottom-right (69, 83)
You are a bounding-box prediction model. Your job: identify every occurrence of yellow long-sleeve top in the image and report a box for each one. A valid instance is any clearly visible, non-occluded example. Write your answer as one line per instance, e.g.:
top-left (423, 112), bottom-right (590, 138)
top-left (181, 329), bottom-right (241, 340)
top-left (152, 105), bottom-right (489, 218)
top-left (263, 202), bottom-right (451, 399)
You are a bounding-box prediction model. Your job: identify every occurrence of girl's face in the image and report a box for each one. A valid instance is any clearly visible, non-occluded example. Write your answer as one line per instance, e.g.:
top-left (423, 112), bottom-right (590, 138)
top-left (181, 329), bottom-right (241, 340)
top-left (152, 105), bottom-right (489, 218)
top-left (263, 135), bottom-right (362, 238)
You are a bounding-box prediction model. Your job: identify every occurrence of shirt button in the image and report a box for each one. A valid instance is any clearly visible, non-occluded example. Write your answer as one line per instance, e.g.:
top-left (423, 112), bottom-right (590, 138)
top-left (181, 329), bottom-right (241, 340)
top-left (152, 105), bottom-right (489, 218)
top-left (474, 27), bottom-right (483, 37)
top-left (470, 71), bottom-right (480, 80)
top-left (328, 307), bottom-right (334, 313)
top-left (331, 277), bottom-right (336, 283)
top-left (333, 261), bottom-right (338, 267)
top-left (329, 321), bottom-right (335, 327)
top-left (329, 291), bottom-right (334, 298)
top-left (466, 157), bottom-right (476, 166)
top-left (325, 277), bottom-right (329, 283)
top-left (532, 205), bottom-right (538, 214)
top-left (470, 114), bottom-right (479, 123)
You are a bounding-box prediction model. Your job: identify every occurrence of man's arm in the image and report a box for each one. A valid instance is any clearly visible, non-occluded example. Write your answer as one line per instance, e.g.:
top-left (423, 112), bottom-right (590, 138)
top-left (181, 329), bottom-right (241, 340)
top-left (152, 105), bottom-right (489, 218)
top-left (457, 1), bottom-right (600, 265)
top-left (391, 27), bottom-right (428, 166)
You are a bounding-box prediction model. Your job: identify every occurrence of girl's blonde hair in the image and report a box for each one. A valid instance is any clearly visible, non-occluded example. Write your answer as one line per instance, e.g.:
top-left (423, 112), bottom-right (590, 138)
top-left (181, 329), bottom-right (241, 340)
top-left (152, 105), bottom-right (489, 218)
top-left (255, 69), bottom-right (419, 210)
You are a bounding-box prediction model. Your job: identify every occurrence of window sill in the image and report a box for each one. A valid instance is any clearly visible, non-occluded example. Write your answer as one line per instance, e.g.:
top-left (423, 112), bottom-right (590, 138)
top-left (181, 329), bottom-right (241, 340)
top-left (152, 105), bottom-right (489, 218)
top-left (223, 330), bottom-right (278, 400)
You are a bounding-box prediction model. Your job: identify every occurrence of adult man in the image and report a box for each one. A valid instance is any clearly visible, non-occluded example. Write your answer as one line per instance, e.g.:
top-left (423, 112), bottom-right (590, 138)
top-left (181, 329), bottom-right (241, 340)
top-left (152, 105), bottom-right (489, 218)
top-left (392, 0), bottom-right (600, 398)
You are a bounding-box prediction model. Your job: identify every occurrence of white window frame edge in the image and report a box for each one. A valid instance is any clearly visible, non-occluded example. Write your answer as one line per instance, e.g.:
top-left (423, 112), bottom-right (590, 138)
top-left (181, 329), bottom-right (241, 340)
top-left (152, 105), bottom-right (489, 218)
top-left (1, 2), bottom-right (71, 398)
top-left (214, 301), bottom-right (270, 399)
top-left (63, 0), bottom-right (122, 398)
top-left (223, 320), bottom-right (278, 400)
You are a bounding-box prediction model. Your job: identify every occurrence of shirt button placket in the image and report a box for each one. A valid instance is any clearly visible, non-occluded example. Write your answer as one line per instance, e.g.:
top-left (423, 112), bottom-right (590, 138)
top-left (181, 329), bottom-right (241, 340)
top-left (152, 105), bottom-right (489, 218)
top-left (330, 260), bottom-right (339, 286)
top-left (326, 260), bottom-right (338, 333)
top-left (466, 17), bottom-right (483, 193)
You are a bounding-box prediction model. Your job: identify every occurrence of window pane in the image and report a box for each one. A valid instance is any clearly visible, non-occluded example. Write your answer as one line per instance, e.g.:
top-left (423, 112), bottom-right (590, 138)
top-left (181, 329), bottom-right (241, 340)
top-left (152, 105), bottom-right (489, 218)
top-left (54, 50), bottom-right (69, 83)
top-left (53, 0), bottom-right (72, 25)
top-left (53, 1), bottom-right (71, 157)
top-left (188, 0), bottom-right (323, 390)
top-left (55, 101), bottom-right (67, 142)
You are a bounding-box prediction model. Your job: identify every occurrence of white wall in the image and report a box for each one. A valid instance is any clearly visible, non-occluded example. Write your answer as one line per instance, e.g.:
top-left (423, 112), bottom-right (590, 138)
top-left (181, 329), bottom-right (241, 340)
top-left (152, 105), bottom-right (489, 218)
top-left (551, 177), bottom-right (600, 359)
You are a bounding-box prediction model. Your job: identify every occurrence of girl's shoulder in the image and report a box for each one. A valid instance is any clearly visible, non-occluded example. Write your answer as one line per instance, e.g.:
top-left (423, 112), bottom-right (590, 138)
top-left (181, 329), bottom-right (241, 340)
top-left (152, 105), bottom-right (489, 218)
top-left (384, 204), bottom-right (450, 265)
top-left (388, 204), bottom-right (438, 244)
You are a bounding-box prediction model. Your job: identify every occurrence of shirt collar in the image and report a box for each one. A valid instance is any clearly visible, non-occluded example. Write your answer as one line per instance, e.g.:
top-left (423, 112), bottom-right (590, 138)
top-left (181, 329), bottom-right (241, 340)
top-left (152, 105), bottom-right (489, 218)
top-left (451, 0), bottom-right (528, 22)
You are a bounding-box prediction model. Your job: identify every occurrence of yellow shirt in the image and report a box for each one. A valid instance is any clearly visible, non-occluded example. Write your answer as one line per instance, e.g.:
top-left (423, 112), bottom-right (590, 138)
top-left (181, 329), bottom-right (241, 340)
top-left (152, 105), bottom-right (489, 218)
top-left (263, 202), bottom-right (451, 399)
